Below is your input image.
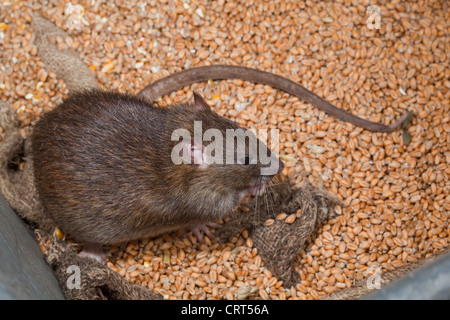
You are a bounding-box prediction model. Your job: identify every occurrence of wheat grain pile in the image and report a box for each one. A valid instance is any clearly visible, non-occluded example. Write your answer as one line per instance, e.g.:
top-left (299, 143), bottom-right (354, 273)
top-left (0, 0), bottom-right (448, 299)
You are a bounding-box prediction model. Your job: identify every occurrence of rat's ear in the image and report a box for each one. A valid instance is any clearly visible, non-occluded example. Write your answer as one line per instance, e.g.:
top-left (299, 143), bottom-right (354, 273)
top-left (193, 91), bottom-right (211, 112)
top-left (177, 140), bottom-right (209, 169)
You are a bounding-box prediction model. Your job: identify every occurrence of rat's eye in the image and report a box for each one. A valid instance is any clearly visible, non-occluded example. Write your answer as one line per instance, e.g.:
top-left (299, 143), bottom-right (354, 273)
top-left (238, 156), bottom-right (251, 165)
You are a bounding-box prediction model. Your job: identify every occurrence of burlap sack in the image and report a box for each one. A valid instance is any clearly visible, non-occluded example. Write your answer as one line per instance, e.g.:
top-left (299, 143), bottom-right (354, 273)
top-left (214, 179), bottom-right (341, 288)
top-left (31, 14), bottom-right (99, 92)
top-left (0, 13), bottom-right (442, 300)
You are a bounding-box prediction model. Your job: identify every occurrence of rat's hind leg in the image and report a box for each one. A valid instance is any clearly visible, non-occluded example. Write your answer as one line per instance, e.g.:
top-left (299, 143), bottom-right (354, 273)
top-left (79, 242), bottom-right (106, 264)
top-left (184, 222), bottom-right (221, 244)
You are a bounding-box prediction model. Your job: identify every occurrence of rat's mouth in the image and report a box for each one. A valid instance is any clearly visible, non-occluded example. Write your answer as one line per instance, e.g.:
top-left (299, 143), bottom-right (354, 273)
top-left (240, 183), bottom-right (266, 196)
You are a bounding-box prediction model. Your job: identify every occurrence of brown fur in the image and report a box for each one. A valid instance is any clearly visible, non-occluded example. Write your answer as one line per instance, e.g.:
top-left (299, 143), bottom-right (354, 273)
top-left (31, 90), bottom-right (283, 245)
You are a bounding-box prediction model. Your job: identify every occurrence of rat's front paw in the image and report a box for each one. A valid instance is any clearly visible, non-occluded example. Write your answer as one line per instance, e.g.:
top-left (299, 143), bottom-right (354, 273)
top-left (184, 222), bottom-right (221, 244)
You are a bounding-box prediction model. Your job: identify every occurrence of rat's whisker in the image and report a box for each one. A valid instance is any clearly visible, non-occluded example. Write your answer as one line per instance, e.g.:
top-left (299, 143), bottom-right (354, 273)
top-left (266, 181), bottom-right (285, 187)
top-left (266, 182), bottom-right (277, 218)
top-left (253, 176), bottom-right (265, 226)
top-left (263, 189), bottom-right (272, 221)
top-left (253, 190), bottom-right (259, 227)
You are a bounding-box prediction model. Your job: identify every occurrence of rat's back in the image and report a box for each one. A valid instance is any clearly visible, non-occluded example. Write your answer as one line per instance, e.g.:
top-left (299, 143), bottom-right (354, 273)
top-left (31, 90), bottom-right (273, 247)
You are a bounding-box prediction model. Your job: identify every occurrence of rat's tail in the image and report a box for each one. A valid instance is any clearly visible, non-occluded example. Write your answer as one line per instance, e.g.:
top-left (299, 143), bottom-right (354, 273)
top-left (138, 65), bottom-right (411, 133)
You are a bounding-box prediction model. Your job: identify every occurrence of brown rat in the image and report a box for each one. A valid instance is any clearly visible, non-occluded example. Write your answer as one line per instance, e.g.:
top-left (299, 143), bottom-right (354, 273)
top-left (31, 90), bottom-right (283, 262)
top-left (138, 65), bottom-right (410, 132)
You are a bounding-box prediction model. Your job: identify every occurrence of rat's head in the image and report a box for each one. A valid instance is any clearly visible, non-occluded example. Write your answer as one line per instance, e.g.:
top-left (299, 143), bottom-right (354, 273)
top-left (169, 91), bottom-right (284, 210)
